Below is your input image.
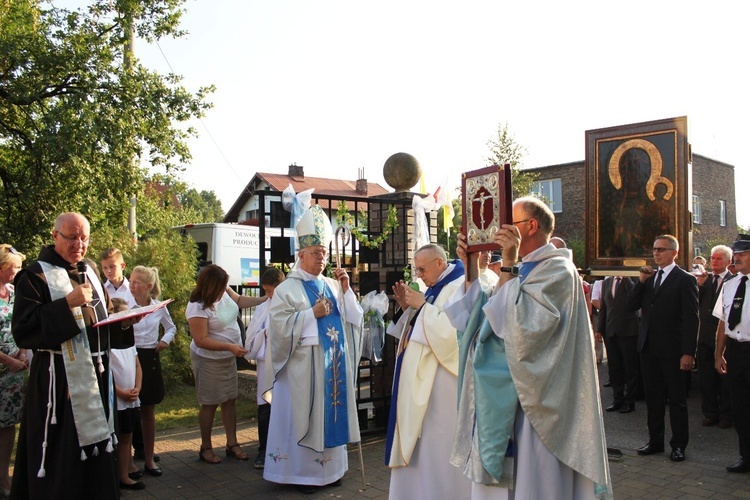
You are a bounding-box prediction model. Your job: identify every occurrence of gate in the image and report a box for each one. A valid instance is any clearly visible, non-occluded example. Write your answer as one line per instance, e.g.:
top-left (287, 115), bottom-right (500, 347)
top-left (240, 190), bottom-right (434, 434)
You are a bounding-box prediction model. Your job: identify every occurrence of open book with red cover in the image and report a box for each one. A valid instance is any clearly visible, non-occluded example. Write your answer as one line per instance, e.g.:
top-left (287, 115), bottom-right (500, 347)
top-left (93, 298), bottom-right (174, 327)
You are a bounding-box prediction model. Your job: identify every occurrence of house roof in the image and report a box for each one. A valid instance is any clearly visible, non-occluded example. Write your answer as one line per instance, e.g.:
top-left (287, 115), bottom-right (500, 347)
top-left (224, 171), bottom-right (390, 223)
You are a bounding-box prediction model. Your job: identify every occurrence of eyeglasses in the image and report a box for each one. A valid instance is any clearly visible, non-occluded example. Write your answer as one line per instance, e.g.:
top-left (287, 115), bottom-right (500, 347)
top-left (56, 231), bottom-right (90, 245)
top-left (415, 258), bottom-right (439, 275)
top-left (304, 249), bottom-right (328, 258)
top-left (513, 219), bottom-right (532, 225)
top-left (2, 247), bottom-right (18, 255)
top-left (652, 247), bottom-right (675, 253)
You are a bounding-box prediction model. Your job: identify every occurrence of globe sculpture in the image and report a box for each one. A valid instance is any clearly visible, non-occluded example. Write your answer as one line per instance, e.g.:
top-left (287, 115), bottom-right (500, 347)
top-left (383, 152), bottom-right (421, 192)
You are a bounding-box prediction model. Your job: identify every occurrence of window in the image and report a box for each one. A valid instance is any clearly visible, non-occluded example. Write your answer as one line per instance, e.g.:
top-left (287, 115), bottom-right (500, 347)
top-left (692, 195), bottom-right (701, 224)
top-left (531, 178), bottom-right (562, 213)
top-left (719, 200), bottom-right (727, 227)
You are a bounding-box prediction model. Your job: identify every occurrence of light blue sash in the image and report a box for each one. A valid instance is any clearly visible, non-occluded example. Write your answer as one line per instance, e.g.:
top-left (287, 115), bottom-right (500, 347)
top-left (39, 262), bottom-right (114, 449)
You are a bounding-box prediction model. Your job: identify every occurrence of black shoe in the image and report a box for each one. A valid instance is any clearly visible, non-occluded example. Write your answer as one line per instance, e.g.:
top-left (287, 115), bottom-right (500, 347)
top-left (726, 458), bottom-right (750, 473)
top-left (605, 402), bottom-right (623, 412)
top-left (128, 469), bottom-right (143, 480)
top-left (295, 485), bottom-right (318, 495)
top-left (701, 417), bottom-right (718, 427)
top-left (326, 479), bottom-right (342, 487)
top-left (603, 380), bottom-right (611, 387)
top-left (144, 465), bottom-right (163, 477)
top-left (670, 448), bottom-right (686, 462)
top-left (718, 419), bottom-right (733, 429)
top-left (637, 443), bottom-right (664, 455)
top-left (618, 403), bottom-right (635, 414)
top-left (119, 481), bottom-right (146, 490)
top-left (254, 451), bottom-right (265, 469)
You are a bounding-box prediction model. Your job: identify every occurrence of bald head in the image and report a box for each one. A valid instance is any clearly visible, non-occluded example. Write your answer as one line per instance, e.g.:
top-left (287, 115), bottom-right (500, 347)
top-left (52, 212), bottom-right (91, 264)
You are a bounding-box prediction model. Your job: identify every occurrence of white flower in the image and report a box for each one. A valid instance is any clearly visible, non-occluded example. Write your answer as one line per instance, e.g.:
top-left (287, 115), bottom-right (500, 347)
top-left (326, 326), bottom-right (339, 343)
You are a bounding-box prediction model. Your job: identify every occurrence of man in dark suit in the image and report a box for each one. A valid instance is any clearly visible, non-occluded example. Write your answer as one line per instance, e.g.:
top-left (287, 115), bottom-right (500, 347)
top-left (696, 245), bottom-right (734, 428)
top-left (627, 234), bottom-right (699, 463)
top-left (596, 275), bottom-right (640, 413)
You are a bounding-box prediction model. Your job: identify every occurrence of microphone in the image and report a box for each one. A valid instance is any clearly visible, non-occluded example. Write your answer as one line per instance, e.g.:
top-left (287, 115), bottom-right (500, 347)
top-left (76, 261), bottom-right (88, 285)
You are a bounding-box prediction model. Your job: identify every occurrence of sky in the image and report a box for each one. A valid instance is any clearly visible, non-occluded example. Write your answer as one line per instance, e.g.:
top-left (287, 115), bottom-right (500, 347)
top-left (60, 1), bottom-right (750, 227)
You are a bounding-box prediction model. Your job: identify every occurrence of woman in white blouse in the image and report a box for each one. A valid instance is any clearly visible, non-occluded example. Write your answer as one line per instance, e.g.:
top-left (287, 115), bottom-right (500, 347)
top-left (129, 266), bottom-right (176, 477)
top-left (186, 265), bottom-right (266, 464)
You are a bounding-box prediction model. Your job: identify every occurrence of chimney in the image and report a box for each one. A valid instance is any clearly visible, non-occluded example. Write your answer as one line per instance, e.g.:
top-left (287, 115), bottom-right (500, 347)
top-left (355, 167), bottom-right (368, 195)
top-left (288, 163), bottom-right (304, 178)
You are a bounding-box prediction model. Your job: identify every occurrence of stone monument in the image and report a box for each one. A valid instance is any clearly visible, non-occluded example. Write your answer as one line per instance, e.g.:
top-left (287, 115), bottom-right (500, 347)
top-left (383, 152), bottom-right (421, 192)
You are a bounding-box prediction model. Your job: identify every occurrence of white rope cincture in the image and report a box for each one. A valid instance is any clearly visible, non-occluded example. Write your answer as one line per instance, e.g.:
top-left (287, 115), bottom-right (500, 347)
top-left (37, 355), bottom-right (57, 478)
top-left (50, 353), bottom-right (58, 425)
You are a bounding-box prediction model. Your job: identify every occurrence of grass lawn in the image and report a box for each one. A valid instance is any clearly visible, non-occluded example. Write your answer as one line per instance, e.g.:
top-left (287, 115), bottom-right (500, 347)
top-left (156, 382), bottom-right (258, 432)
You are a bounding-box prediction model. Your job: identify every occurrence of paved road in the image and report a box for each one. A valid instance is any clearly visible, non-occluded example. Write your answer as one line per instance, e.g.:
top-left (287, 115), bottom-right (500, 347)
top-left (118, 365), bottom-right (750, 499)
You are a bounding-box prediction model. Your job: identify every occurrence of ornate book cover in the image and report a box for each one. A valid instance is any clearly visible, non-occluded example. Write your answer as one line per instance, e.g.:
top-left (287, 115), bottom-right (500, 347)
top-left (461, 164), bottom-right (512, 252)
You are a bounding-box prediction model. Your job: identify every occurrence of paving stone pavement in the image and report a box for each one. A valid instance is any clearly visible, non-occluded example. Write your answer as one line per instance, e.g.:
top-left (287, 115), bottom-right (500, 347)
top-left (121, 402), bottom-right (750, 500)
top-left (117, 362), bottom-right (750, 499)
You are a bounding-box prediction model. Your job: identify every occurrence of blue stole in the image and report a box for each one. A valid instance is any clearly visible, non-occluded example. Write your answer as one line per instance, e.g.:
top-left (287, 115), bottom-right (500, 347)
top-left (385, 260), bottom-right (465, 464)
top-left (301, 280), bottom-right (350, 448)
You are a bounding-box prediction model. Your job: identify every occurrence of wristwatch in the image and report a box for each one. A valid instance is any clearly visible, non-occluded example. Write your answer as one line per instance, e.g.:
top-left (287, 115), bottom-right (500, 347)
top-left (499, 265), bottom-right (520, 277)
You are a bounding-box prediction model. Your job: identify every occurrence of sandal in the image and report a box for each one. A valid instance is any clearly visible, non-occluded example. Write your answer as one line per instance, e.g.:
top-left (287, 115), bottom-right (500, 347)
top-left (199, 446), bottom-right (221, 464)
top-left (225, 443), bottom-right (249, 461)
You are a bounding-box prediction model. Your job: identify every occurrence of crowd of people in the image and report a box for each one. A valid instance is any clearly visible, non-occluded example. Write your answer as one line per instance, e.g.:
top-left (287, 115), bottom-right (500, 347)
top-left (1, 204), bottom-right (748, 499)
top-left (592, 236), bottom-right (750, 475)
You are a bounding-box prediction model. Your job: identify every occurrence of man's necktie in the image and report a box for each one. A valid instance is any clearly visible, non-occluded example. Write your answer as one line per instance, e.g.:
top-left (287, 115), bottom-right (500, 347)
top-left (612, 277), bottom-right (620, 298)
top-left (727, 276), bottom-right (748, 330)
top-left (653, 269), bottom-right (664, 293)
top-left (712, 274), bottom-right (720, 298)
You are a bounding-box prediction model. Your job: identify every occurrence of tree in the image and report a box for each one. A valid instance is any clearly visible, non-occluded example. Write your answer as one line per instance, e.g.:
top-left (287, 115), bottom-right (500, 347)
top-left (437, 122), bottom-right (537, 256)
top-left (0, 0), bottom-right (213, 252)
top-left (89, 176), bottom-right (220, 389)
top-left (1, 1), bottom-right (217, 389)
top-left (485, 122), bottom-right (538, 198)
top-left (179, 188), bottom-right (225, 223)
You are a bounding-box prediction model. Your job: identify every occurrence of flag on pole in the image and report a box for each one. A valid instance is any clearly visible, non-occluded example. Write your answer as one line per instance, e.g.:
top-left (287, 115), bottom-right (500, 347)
top-left (433, 181), bottom-right (454, 232)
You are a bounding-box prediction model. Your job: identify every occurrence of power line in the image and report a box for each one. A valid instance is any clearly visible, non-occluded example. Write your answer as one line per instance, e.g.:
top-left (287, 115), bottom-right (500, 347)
top-left (153, 40), bottom-right (246, 184)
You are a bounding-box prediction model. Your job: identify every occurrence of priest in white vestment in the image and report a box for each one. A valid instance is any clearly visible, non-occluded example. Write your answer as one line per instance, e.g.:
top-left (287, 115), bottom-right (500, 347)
top-left (262, 206), bottom-right (363, 495)
top-left (444, 197), bottom-right (613, 500)
top-left (385, 244), bottom-right (471, 500)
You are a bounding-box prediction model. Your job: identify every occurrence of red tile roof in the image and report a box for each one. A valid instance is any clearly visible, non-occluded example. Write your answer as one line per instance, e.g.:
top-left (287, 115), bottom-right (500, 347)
top-left (257, 172), bottom-right (389, 197)
top-left (223, 171), bottom-right (391, 223)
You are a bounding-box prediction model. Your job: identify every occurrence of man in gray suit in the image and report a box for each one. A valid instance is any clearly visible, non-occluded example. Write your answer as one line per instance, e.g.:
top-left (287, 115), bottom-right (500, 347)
top-left (596, 275), bottom-right (640, 413)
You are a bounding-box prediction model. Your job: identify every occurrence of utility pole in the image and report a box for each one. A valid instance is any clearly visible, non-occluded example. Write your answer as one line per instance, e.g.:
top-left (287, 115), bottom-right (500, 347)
top-left (123, 8), bottom-right (137, 244)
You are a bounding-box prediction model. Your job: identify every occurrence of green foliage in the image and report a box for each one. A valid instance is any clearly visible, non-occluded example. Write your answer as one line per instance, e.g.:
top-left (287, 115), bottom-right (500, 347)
top-left (436, 123), bottom-right (537, 254)
top-left (179, 188), bottom-right (225, 223)
top-left (567, 235), bottom-right (586, 270)
top-left (156, 382), bottom-right (257, 431)
top-left (0, 0), bottom-right (213, 253)
top-left (485, 122), bottom-right (538, 198)
top-left (90, 180), bottom-right (202, 391)
top-left (0, 1), bottom-right (221, 394)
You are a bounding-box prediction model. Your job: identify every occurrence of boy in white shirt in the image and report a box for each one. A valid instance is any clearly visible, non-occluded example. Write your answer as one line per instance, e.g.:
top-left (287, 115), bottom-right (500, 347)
top-left (245, 267), bottom-right (285, 469)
